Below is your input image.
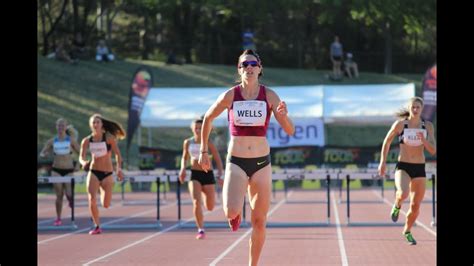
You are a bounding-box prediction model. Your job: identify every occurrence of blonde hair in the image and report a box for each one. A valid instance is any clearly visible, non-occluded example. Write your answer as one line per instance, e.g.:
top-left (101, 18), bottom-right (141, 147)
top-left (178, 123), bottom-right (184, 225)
top-left (56, 118), bottom-right (79, 141)
top-left (395, 97), bottom-right (424, 119)
top-left (89, 113), bottom-right (126, 140)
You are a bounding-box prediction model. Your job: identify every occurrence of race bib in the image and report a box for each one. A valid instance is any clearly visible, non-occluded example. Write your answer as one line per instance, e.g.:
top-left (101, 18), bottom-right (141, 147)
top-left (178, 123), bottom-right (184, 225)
top-left (53, 140), bottom-right (71, 155)
top-left (188, 143), bottom-right (200, 160)
top-left (232, 100), bottom-right (267, 127)
top-left (403, 128), bottom-right (427, 146)
top-left (89, 141), bottom-right (108, 157)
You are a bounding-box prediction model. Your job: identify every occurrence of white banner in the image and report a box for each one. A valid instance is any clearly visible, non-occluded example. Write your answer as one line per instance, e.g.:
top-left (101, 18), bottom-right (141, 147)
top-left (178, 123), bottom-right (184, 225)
top-left (266, 118), bottom-right (325, 147)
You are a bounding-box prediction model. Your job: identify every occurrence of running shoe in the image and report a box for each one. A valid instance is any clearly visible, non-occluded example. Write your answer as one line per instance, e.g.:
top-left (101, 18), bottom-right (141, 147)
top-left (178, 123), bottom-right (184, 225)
top-left (89, 226), bottom-right (102, 235)
top-left (229, 214), bottom-right (241, 232)
top-left (196, 231), bottom-right (205, 240)
top-left (404, 231), bottom-right (417, 245)
top-left (391, 204), bottom-right (401, 222)
top-left (53, 219), bottom-right (62, 226)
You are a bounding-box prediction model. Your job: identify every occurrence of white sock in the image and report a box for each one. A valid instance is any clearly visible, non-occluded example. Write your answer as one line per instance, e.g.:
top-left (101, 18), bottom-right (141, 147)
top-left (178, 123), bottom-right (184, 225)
top-left (198, 228), bottom-right (204, 233)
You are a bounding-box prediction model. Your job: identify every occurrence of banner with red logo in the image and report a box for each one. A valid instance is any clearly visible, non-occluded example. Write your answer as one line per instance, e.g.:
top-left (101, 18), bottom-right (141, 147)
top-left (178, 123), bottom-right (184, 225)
top-left (126, 67), bottom-right (153, 155)
top-left (421, 64), bottom-right (437, 121)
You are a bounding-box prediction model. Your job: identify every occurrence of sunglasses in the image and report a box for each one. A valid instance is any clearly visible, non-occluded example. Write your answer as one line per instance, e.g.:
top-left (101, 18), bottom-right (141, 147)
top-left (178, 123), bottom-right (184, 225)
top-left (239, 60), bottom-right (260, 68)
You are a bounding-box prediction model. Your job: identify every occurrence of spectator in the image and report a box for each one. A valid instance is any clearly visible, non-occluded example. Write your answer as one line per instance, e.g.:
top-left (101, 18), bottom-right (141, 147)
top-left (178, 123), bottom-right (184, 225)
top-left (242, 28), bottom-right (256, 51)
top-left (344, 52), bottom-right (359, 78)
top-left (330, 36), bottom-right (343, 79)
top-left (166, 49), bottom-right (182, 65)
top-left (96, 40), bottom-right (115, 62)
top-left (54, 41), bottom-right (77, 64)
top-left (71, 32), bottom-right (87, 60)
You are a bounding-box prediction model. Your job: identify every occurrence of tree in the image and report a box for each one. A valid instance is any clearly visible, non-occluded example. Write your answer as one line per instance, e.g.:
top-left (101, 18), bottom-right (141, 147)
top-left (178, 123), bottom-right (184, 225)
top-left (38, 0), bottom-right (69, 55)
top-left (349, 0), bottom-right (436, 74)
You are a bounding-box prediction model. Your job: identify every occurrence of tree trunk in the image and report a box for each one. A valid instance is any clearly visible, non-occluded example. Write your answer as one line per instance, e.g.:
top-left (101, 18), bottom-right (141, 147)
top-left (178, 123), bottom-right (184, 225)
top-left (141, 15), bottom-right (149, 60)
top-left (384, 21), bottom-right (392, 74)
top-left (183, 2), bottom-right (193, 64)
top-left (41, 0), bottom-right (69, 55)
top-left (72, 0), bottom-right (79, 36)
top-left (40, 4), bottom-right (48, 55)
top-left (96, 0), bottom-right (102, 32)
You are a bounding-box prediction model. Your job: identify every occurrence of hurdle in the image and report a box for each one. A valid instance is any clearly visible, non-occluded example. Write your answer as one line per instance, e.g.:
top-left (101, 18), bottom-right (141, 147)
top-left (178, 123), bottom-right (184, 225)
top-left (337, 168), bottom-right (386, 204)
top-left (101, 173), bottom-right (163, 230)
top-left (345, 170), bottom-right (436, 227)
top-left (425, 171), bottom-right (437, 227)
top-left (37, 174), bottom-right (84, 231)
top-left (120, 170), bottom-right (169, 205)
top-left (266, 169), bottom-right (332, 228)
top-left (280, 168), bottom-right (335, 203)
top-left (175, 170), bottom-right (250, 229)
top-left (171, 169), bottom-right (222, 206)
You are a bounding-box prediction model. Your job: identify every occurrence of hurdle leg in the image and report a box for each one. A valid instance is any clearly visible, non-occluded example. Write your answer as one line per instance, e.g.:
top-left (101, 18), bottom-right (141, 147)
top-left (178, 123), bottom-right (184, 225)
top-left (71, 178), bottom-right (76, 228)
top-left (431, 174), bottom-right (436, 227)
top-left (326, 174), bottom-right (330, 224)
top-left (338, 173), bottom-right (342, 204)
top-left (157, 177), bottom-right (160, 223)
top-left (177, 177), bottom-right (181, 224)
top-left (346, 174), bottom-right (350, 225)
top-left (121, 180), bottom-right (125, 204)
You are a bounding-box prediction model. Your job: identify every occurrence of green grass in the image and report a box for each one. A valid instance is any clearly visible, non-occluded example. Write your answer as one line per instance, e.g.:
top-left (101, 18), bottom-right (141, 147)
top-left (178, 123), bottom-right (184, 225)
top-left (38, 56), bottom-right (424, 167)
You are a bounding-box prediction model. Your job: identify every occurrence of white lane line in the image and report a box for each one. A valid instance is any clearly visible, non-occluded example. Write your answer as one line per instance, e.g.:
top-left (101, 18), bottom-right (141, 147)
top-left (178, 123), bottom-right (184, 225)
top-left (331, 192), bottom-right (349, 266)
top-left (372, 190), bottom-right (437, 236)
top-left (209, 192), bottom-right (291, 266)
top-left (82, 206), bottom-right (221, 266)
top-left (38, 204), bottom-right (176, 245)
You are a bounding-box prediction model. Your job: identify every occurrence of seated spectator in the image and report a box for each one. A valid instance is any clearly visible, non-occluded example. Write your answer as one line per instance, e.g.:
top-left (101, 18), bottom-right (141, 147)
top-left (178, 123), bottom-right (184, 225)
top-left (71, 32), bottom-right (87, 60)
top-left (166, 49), bottom-right (182, 65)
top-left (344, 52), bottom-right (359, 78)
top-left (55, 41), bottom-right (77, 64)
top-left (96, 40), bottom-right (115, 62)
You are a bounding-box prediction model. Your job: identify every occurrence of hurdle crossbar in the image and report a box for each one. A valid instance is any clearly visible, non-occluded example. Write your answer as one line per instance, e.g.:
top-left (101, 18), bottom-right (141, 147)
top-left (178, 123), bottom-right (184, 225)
top-left (37, 175), bottom-right (84, 230)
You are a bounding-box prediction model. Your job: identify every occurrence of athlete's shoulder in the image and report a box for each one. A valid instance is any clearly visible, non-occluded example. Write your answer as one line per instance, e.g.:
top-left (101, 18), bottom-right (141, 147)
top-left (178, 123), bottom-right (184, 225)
top-left (217, 86), bottom-right (236, 104)
top-left (263, 85), bottom-right (275, 95)
top-left (225, 85), bottom-right (238, 95)
top-left (424, 120), bottom-right (434, 129)
top-left (81, 135), bottom-right (91, 144)
top-left (391, 119), bottom-right (405, 130)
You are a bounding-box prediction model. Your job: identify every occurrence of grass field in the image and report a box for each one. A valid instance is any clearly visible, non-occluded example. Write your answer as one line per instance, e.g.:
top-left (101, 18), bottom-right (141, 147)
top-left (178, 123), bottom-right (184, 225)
top-left (38, 56), bottom-right (425, 168)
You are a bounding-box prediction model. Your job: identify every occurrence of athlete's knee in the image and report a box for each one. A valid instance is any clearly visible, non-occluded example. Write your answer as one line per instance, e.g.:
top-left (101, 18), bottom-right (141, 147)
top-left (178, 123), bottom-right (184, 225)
top-left (251, 216), bottom-right (267, 231)
top-left (192, 199), bottom-right (202, 208)
top-left (208, 204), bottom-right (215, 211)
top-left (88, 194), bottom-right (97, 204)
top-left (397, 190), bottom-right (409, 200)
top-left (55, 197), bottom-right (63, 204)
top-left (224, 208), bottom-right (240, 219)
top-left (205, 201), bottom-right (215, 211)
top-left (409, 201), bottom-right (421, 212)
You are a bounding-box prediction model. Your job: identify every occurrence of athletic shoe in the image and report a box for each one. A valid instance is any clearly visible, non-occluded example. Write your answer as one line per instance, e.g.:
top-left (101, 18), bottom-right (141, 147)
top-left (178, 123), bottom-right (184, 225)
top-left (404, 231), bottom-right (417, 245)
top-left (89, 226), bottom-right (102, 235)
top-left (196, 231), bottom-right (205, 240)
top-left (391, 204), bottom-right (401, 222)
top-left (53, 219), bottom-right (62, 226)
top-left (229, 214), bottom-right (241, 232)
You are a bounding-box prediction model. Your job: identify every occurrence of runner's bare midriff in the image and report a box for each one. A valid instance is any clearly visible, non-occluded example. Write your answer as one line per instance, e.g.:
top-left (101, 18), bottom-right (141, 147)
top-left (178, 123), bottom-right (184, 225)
top-left (228, 136), bottom-right (269, 158)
